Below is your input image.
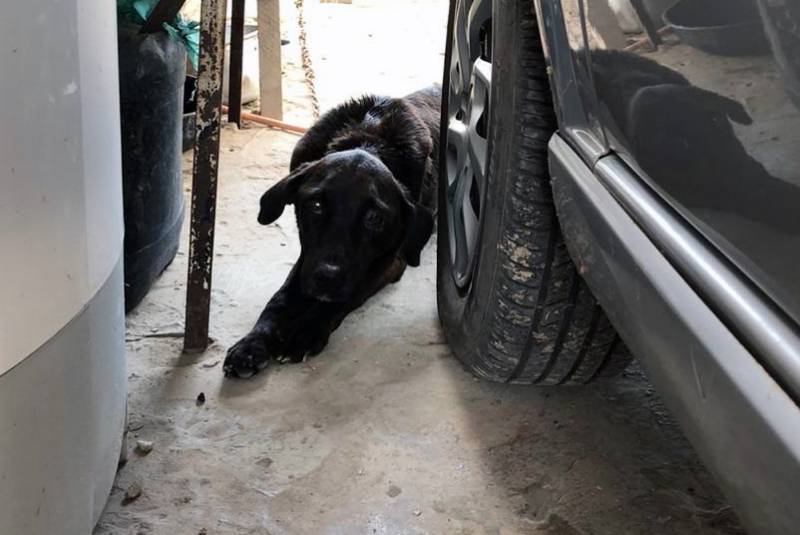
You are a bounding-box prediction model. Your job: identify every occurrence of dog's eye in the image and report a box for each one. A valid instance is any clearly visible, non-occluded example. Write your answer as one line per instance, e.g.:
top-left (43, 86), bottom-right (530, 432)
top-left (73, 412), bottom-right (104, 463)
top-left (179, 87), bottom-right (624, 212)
top-left (363, 210), bottom-right (384, 231)
top-left (308, 199), bottom-right (324, 215)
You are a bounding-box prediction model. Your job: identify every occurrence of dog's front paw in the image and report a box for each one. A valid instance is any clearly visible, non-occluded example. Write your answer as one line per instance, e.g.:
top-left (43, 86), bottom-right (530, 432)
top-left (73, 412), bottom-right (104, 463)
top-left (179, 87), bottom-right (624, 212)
top-left (275, 327), bottom-right (331, 364)
top-left (224, 332), bottom-right (276, 378)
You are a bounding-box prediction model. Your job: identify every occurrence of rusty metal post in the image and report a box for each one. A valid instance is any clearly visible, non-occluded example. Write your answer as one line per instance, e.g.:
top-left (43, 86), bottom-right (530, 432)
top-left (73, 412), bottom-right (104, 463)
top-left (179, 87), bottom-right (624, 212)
top-left (228, 0), bottom-right (246, 126)
top-left (184, 0), bottom-right (228, 353)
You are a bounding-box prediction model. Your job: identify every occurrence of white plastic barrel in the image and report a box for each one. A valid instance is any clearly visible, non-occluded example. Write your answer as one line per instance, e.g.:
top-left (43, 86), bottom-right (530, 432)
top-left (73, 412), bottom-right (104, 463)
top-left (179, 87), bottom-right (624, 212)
top-left (0, 0), bottom-right (127, 533)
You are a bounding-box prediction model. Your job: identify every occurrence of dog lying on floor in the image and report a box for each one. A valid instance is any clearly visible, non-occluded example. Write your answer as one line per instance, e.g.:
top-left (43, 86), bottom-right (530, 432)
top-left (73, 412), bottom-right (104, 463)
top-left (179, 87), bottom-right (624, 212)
top-left (224, 86), bottom-right (441, 378)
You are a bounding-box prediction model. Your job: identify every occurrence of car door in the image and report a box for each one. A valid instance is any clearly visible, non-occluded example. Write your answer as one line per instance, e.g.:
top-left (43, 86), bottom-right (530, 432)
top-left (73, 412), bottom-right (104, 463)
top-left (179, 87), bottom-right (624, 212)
top-left (533, 0), bottom-right (608, 163)
top-left (581, 0), bottom-right (800, 325)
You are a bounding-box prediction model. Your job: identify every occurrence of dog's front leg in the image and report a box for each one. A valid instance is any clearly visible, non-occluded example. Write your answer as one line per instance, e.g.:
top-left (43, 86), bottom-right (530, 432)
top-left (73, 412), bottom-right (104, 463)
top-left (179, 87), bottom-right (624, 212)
top-left (224, 257), bottom-right (407, 378)
top-left (224, 262), bottom-right (316, 377)
top-left (272, 257), bottom-right (408, 363)
top-left (271, 301), bottom-right (350, 364)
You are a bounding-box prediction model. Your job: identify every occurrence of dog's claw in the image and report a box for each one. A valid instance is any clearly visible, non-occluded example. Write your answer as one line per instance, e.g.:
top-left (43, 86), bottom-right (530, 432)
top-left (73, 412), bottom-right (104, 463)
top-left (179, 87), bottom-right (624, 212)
top-left (226, 323), bottom-right (332, 375)
top-left (225, 364), bottom-right (254, 379)
top-left (275, 353), bottom-right (304, 364)
top-left (224, 334), bottom-right (271, 379)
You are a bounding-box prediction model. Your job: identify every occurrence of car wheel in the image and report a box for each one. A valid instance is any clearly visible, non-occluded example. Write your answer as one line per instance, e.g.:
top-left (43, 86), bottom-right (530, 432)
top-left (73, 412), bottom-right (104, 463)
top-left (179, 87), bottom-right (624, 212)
top-left (436, 0), bottom-right (632, 384)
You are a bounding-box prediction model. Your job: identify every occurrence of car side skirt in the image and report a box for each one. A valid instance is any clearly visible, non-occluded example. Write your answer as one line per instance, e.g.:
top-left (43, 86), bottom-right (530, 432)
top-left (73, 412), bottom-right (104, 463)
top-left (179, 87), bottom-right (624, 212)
top-left (549, 133), bottom-right (800, 535)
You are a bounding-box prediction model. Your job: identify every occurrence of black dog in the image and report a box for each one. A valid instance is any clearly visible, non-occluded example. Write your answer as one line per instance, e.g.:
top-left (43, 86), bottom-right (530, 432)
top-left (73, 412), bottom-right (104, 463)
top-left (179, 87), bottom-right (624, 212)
top-left (224, 86), bottom-right (441, 378)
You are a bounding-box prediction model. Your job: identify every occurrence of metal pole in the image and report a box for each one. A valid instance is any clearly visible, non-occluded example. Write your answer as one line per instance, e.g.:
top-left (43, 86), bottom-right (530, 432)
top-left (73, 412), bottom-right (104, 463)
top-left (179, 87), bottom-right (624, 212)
top-left (228, 0), bottom-right (246, 126)
top-left (184, 0), bottom-right (228, 353)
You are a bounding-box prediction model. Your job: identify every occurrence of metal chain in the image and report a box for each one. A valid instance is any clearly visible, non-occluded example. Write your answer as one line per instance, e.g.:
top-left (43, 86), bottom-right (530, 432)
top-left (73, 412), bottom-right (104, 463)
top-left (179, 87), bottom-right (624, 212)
top-left (294, 0), bottom-right (321, 119)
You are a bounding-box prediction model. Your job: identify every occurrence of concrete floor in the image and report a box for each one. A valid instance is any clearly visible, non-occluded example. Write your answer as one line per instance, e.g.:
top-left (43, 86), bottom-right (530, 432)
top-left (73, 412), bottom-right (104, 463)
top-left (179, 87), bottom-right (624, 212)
top-left (96, 2), bottom-right (744, 534)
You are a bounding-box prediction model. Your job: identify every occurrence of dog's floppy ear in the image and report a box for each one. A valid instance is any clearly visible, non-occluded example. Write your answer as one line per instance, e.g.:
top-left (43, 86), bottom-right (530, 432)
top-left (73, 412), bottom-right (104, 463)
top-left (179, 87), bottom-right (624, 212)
top-left (258, 161), bottom-right (317, 225)
top-left (681, 86), bottom-right (753, 125)
top-left (401, 201), bottom-right (434, 267)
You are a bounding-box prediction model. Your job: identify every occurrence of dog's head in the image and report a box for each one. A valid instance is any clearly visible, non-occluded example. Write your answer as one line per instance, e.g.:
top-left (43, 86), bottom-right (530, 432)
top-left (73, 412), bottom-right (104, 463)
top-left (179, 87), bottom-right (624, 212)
top-left (257, 149), bottom-right (433, 302)
top-left (626, 84), bottom-right (753, 148)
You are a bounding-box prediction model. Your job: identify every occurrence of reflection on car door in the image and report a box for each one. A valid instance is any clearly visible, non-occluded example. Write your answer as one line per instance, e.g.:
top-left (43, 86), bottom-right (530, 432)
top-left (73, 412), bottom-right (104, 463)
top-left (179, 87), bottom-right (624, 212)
top-left (582, 0), bottom-right (800, 324)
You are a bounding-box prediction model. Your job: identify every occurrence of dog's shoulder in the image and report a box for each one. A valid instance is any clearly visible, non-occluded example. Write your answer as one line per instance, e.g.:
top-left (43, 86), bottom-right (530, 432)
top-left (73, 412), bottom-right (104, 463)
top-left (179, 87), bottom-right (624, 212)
top-left (591, 49), bottom-right (689, 89)
top-left (327, 93), bottom-right (438, 194)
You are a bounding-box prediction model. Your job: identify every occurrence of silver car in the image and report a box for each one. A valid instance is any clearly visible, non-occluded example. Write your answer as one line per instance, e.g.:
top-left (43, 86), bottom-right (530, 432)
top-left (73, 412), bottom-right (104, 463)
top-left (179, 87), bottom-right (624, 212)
top-left (436, 1), bottom-right (800, 533)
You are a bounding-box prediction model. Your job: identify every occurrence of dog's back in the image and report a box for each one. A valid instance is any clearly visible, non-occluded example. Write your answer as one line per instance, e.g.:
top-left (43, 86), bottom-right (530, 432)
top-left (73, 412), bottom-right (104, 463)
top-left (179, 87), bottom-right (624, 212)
top-left (289, 86), bottom-right (442, 211)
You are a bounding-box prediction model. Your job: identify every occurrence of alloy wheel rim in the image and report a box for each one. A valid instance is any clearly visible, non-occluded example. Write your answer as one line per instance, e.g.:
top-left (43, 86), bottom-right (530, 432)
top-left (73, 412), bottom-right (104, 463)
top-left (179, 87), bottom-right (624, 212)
top-left (446, 0), bottom-right (492, 289)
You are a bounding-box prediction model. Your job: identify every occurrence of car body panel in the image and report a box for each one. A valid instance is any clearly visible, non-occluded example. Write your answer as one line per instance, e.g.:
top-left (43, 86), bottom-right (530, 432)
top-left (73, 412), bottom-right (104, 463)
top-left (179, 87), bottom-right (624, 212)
top-left (580, 0), bottom-right (800, 327)
top-left (594, 155), bottom-right (800, 401)
top-left (533, 0), bottom-right (607, 162)
top-left (549, 134), bottom-right (800, 535)
top-left (531, 1), bottom-right (800, 531)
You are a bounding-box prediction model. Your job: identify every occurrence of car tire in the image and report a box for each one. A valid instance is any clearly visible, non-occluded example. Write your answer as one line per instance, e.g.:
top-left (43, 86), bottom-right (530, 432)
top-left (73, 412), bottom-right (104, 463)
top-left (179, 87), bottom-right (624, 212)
top-left (436, 0), bottom-right (632, 385)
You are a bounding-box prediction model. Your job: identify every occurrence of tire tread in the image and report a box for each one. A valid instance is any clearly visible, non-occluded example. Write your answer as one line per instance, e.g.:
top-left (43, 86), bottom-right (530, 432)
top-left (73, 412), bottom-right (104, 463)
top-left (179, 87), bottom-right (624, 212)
top-left (437, 0), bottom-right (632, 385)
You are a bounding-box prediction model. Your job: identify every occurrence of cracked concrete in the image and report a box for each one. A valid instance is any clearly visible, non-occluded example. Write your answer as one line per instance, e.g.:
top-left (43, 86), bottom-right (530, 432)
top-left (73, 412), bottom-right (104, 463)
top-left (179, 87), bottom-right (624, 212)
top-left (95, 1), bottom-right (743, 534)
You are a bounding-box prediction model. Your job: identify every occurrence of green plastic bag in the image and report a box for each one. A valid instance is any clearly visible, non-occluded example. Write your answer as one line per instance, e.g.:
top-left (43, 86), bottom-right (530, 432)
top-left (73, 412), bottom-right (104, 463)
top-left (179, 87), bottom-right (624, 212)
top-left (117, 0), bottom-right (200, 69)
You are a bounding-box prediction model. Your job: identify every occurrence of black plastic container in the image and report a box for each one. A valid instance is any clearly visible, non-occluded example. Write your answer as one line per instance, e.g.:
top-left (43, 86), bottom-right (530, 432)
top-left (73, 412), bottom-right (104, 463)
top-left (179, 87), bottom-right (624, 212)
top-left (663, 0), bottom-right (769, 56)
top-left (118, 22), bottom-right (186, 312)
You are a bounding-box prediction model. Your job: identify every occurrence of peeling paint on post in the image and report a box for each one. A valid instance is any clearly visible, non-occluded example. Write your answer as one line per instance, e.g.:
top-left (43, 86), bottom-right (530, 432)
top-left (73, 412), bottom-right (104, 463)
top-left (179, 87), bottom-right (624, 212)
top-left (184, 0), bottom-right (228, 353)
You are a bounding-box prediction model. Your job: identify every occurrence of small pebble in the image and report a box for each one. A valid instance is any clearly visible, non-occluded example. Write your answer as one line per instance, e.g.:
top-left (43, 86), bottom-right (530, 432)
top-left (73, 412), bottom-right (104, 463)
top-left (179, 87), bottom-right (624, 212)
top-left (413, 509), bottom-right (422, 517)
top-left (135, 440), bottom-right (154, 454)
top-left (197, 392), bottom-right (206, 405)
top-left (123, 484), bottom-right (142, 504)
